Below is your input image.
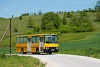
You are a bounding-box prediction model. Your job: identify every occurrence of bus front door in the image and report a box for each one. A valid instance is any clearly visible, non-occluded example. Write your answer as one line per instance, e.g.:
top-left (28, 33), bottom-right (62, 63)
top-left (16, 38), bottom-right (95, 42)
top-left (28, 38), bottom-right (31, 52)
top-left (39, 37), bottom-right (44, 52)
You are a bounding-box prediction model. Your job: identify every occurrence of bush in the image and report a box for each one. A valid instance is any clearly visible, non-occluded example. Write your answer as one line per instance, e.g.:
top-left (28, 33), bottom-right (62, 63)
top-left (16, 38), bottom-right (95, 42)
top-left (1, 52), bottom-right (6, 59)
top-left (96, 11), bottom-right (100, 21)
top-left (34, 26), bottom-right (40, 32)
top-left (14, 27), bottom-right (18, 32)
top-left (19, 16), bottom-right (22, 20)
top-left (27, 16), bottom-right (33, 28)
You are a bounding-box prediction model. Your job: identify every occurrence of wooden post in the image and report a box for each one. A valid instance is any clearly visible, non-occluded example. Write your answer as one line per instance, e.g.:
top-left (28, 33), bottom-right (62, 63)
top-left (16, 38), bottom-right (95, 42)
top-left (10, 18), bottom-right (12, 57)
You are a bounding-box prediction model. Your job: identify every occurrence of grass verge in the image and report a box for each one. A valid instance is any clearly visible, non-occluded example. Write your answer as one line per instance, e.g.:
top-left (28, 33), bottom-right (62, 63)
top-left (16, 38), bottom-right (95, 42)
top-left (0, 53), bottom-right (45, 67)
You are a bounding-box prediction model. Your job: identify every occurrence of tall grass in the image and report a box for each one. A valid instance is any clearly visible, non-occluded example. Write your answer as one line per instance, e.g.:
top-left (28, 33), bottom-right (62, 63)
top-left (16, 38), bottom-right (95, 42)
top-left (0, 54), bottom-right (45, 67)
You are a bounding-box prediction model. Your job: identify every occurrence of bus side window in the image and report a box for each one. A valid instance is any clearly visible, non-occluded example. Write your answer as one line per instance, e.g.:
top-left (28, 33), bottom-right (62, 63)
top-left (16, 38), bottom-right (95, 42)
top-left (23, 37), bottom-right (27, 43)
top-left (32, 36), bottom-right (35, 43)
top-left (36, 36), bottom-right (39, 42)
top-left (17, 37), bottom-right (20, 43)
top-left (20, 37), bottom-right (24, 43)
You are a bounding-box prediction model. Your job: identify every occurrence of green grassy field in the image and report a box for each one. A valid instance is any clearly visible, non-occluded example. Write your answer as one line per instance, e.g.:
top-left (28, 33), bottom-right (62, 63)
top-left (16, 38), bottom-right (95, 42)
top-left (0, 54), bottom-right (45, 67)
top-left (0, 12), bottom-right (100, 59)
top-left (59, 31), bottom-right (100, 58)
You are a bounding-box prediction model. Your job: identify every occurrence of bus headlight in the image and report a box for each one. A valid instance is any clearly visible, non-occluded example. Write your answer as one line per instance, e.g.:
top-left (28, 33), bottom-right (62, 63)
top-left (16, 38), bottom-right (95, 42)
top-left (46, 47), bottom-right (49, 49)
top-left (56, 47), bottom-right (59, 49)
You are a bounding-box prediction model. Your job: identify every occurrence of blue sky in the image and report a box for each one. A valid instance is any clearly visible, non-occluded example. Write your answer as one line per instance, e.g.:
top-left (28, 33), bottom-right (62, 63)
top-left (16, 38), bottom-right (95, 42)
top-left (0, 0), bottom-right (98, 18)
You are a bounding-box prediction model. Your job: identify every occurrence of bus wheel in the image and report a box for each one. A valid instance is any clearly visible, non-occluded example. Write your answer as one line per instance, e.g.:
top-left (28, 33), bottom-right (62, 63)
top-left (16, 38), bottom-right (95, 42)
top-left (49, 52), bottom-right (52, 54)
top-left (21, 49), bottom-right (26, 54)
top-left (36, 49), bottom-right (40, 54)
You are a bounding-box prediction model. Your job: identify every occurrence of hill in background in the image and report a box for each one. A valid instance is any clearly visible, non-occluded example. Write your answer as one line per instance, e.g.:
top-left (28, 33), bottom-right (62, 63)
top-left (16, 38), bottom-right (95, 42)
top-left (0, 11), bottom-right (100, 47)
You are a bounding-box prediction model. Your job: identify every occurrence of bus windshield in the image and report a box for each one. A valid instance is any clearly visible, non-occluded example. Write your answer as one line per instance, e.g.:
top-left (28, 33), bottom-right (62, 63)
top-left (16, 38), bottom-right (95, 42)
top-left (45, 35), bottom-right (58, 43)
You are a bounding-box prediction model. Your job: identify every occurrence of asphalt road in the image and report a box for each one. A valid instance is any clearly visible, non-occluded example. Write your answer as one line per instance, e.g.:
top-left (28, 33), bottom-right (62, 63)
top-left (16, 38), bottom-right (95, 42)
top-left (18, 54), bottom-right (100, 67)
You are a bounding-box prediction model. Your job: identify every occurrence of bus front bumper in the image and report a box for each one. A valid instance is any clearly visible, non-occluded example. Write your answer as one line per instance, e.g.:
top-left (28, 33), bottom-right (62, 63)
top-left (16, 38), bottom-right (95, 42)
top-left (44, 47), bottom-right (59, 52)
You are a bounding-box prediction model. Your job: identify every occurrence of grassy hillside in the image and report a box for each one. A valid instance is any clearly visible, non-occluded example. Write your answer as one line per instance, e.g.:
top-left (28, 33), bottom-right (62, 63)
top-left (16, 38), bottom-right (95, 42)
top-left (0, 12), bottom-right (100, 59)
top-left (0, 12), bottom-right (97, 47)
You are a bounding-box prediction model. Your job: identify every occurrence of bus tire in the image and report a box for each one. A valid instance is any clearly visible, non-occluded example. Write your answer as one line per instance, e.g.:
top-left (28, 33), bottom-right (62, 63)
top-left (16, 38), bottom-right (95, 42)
top-left (36, 49), bottom-right (40, 54)
top-left (49, 52), bottom-right (52, 54)
top-left (21, 49), bottom-right (26, 54)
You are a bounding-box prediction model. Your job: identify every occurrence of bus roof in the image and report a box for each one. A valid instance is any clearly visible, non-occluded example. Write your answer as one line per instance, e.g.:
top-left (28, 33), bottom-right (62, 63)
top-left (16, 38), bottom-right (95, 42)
top-left (16, 34), bottom-right (58, 37)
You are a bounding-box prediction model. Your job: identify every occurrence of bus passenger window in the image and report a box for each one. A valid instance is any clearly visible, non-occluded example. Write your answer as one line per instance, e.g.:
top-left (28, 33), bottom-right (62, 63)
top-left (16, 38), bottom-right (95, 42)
top-left (20, 37), bottom-right (23, 43)
top-left (36, 36), bottom-right (39, 42)
top-left (23, 37), bottom-right (27, 43)
top-left (32, 36), bottom-right (35, 43)
top-left (17, 38), bottom-right (20, 43)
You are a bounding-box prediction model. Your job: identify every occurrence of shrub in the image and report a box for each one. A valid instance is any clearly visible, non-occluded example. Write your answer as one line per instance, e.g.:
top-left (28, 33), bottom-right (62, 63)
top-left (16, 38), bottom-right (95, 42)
top-left (96, 11), bottom-right (100, 21)
top-left (14, 27), bottom-right (18, 32)
top-left (19, 16), bottom-right (22, 20)
top-left (1, 52), bottom-right (6, 59)
top-left (27, 16), bottom-right (33, 28)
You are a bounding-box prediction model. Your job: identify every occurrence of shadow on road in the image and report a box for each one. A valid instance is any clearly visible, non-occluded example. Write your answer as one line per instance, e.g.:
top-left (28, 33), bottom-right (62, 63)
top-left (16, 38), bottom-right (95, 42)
top-left (20, 53), bottom-right (56, 55)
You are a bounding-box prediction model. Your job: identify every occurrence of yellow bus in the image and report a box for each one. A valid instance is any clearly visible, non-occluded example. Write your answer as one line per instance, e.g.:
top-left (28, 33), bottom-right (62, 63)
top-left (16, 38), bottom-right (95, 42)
top-left (16, 34), bottom-right (59, 54)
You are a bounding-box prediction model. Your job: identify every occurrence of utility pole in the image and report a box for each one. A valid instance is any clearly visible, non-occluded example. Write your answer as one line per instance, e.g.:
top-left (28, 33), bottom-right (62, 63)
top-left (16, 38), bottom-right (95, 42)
top-left (10, 18), bottom-right (12, 57)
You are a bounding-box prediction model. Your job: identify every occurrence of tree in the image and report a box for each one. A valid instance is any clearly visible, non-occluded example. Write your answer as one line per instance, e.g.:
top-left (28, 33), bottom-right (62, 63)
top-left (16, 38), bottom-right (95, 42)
top-left (27, 16), bottom-right (33, 28)
top-left (67, 12), bottom-right (72, 18)
top-left (38, 10), bottom-right (43, 15)
top-left (62, 15), bottom-right (67, 25)
top-left (46, 22), bottom-right (55, 31)
top-left (96, 11), bottom-right (100, 21)
top-left (19, 16), bottom-right (22, 20)
top-left (95, 0), bottom-right (100, 11)
top-left (53, 14), bottom-right (61, 29)
top-left (34, 12), bottom-right (37, 16)
top-left (88, 8), bottom-right (95, 12)
top-left (41, 12), bottom-right (61, 30)
top-left (69, 15), bottom-right (78, 26)
top-left (22, 12), bottom-right (29, 16)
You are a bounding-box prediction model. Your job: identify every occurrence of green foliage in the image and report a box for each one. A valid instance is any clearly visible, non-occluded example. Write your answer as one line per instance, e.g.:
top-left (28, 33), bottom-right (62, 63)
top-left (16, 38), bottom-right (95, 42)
top-left (88, 8), bottom-right (95, 12)
top-left (1, 52), bottom-right (6, 59)
top-left (96, 11), bottom-right (100, 21)
top-left (19, 16), bottom-right (22, 20)
top-left (41, 12), bottom-right (61, 30)
top-left (27, 16), bottom-right (33, 28)
top-left (69, 12), bottom-right (93, 32)
top-left (80, 11), bottom-right (87, 17)
top-left (22, 12), bottom-right (29, 16)
top-left (67, 12), bottom-right (72, 18)
top-left (53, 14), bottom-right (61, 29)
top-left (34, 26), bottom-right (40, 32)
top-left (62, 15), bottom-right (67, 25)
top-left (46, 22), bottom-right (55, 31)
top-left (95, 0), bottom-right (100, 11)
top-left (38, 10), bottom-right (43, 15)
top-left (69, 15), bottom-right (79, 26)
top-left (60, 25), bottom-right (67, 33)
top-left (13, 27), bottom-right (18, 32)
top-left (60, 25), bottom-right (72, 33)
top-left (34, 12), bottom-right (37, 16)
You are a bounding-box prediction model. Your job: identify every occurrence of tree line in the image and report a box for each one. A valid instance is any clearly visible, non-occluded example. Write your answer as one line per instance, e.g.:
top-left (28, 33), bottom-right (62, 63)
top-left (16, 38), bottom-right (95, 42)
top-left (14, 0), bottom-right (100, 34)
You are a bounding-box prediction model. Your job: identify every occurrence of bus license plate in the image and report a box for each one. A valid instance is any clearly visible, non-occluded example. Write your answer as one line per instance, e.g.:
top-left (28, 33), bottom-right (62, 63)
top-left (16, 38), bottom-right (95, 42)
top-left (51, 49), bottom-right (54, 51)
